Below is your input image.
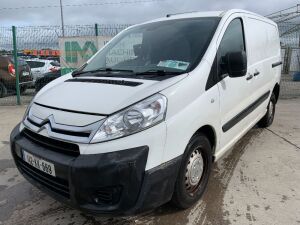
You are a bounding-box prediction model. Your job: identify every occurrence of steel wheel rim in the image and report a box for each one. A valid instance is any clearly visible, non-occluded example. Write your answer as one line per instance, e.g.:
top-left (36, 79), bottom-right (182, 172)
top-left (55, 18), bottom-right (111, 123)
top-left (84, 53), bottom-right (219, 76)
top-left (185, 148), bottom-right (204, 194)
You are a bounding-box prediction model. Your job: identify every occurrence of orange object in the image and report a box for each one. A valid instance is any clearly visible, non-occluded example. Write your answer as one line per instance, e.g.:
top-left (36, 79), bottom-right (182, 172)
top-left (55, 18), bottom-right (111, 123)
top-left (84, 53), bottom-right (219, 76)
top-left (21, 49), bottom-right (60, 57)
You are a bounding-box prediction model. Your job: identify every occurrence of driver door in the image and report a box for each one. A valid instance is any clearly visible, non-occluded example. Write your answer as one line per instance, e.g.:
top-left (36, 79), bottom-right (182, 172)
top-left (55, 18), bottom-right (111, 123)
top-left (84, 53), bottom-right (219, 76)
top-left (217, 17), bottom-right (254, 149)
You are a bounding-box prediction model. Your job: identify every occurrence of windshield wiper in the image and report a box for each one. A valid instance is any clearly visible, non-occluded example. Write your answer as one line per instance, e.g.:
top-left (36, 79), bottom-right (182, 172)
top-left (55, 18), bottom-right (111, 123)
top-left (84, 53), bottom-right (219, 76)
top-left (135, 69), bottom-right (183, 76)
top-left (72, 67), bottom-right (135, 77)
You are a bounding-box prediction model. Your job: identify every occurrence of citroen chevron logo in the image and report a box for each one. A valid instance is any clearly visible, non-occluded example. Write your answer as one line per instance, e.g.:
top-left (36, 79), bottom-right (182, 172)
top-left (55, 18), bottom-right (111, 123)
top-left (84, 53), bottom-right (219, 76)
top-left (36, 115), bottom-right (54, 134)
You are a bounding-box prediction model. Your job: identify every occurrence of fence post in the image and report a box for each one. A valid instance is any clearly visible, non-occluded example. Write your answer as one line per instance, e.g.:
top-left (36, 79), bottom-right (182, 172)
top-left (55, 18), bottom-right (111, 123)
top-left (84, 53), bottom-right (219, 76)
top-left (286, 47), bottom-right (292, 74)
top-left (12, 26), bottom-right (21, 105)
top-left (95, 23), bottom-right (98, 36)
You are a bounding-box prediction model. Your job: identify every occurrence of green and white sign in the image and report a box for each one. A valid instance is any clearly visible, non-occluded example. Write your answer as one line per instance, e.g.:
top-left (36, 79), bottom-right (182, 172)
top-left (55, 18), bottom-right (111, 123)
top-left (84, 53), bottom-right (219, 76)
top-left (58, 36), bottom-right (112, 75)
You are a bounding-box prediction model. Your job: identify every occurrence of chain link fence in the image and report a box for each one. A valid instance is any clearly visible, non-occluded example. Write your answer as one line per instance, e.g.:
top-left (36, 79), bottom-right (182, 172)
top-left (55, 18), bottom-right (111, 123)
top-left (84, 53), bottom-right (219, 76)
top-left (0, 24), bottom-right (130, 105)
top-left (279, 22), bottom-right (300, 99)
top-left (0, 22), bottom-right (300, 106)
top-left (0, 27), bottom-right (17, 105)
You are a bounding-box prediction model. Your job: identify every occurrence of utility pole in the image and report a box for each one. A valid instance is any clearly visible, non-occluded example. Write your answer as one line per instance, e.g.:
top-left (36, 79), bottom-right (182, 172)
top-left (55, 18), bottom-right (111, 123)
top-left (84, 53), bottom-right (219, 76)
top-left (60, 0), bottom-right (65, 37)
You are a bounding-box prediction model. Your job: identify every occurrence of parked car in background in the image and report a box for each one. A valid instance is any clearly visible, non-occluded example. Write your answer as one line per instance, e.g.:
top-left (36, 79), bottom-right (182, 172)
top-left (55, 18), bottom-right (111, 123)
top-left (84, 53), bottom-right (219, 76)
top-left (0, 55), bottom-right (33, 98)
top-left (35, 69), bottom-right (61, 92)
top-left (45, 57), bottom-right (60, 63)
top-left (26, 59), bottom-right (60, 84)
top-left (20, 55), bottom-right (38, 60)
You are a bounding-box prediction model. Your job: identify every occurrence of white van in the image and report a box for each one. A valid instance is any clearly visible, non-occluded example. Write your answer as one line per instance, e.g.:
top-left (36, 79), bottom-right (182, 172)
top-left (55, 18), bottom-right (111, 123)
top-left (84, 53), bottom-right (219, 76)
top-left (11, 9), bottom-right (281, 214)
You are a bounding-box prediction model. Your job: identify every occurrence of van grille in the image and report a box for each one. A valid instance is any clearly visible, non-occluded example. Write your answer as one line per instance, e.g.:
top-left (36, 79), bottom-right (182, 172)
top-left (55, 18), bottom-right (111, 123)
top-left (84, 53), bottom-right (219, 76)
top-left (27, 117), bottom-right (91, 138)
top-left (22, 128), bottom-right (80, 156)
top-left (17, 158), bottom-right (70, 199)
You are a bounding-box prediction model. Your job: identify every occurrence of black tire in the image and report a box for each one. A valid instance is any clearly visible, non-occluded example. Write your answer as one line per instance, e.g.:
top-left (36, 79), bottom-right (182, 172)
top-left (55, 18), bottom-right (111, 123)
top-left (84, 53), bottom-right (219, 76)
top-left (258, 92), bottom-right (276, 128)
top-left (172, 133), bottom-right (212, 209)
top-left (35, 79), bottom-right (47, 92)
top-left (20, 86), bottom-right (27, 95)
top-left (0, 82), bottom-right (8, 98)
top-left (35, 82), bottom-right (44, 92)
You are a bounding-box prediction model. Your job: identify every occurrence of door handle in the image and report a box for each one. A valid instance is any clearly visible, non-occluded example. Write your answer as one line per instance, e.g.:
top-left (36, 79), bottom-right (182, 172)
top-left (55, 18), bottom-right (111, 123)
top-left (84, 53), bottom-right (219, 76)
top-left (254, 71), bottom-right (260, 76)
top-left (246, 74), bottom-right (253, 80)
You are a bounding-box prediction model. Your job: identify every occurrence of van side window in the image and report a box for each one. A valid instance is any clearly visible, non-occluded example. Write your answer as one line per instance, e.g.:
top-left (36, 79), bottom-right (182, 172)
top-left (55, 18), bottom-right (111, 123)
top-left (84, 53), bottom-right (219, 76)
top-left (218, 18), bottom-right (246, 77)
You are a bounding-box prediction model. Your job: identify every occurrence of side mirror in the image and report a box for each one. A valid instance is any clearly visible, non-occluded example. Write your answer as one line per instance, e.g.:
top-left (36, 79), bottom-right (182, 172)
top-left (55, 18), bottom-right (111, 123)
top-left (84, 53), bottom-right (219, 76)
top-left (224, 51), bottom-right (247, 78)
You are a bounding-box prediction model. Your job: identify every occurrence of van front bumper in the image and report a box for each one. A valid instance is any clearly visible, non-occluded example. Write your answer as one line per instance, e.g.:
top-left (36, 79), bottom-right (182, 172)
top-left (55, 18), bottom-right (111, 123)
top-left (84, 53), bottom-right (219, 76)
top-left (10, 124), bottom-right (181, 215)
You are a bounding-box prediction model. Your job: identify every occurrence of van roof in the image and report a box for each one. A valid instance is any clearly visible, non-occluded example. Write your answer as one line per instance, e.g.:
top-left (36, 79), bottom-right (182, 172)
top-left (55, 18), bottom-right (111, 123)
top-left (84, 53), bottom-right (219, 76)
top-left (138, 9), bottom-right (276, 27)
top-left (165, 11), bottom-right (224, 18)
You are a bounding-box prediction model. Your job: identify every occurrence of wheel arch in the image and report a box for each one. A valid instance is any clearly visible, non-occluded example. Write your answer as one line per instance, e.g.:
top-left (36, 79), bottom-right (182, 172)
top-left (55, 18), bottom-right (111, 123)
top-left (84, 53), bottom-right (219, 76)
top-left (193, 125), bottom-right (217, 157)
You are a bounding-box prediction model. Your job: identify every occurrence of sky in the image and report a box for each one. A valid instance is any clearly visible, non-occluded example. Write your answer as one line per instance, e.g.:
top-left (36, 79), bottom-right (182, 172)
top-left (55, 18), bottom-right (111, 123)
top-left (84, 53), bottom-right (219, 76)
top-left (0, 0), bottom-right (299, 26)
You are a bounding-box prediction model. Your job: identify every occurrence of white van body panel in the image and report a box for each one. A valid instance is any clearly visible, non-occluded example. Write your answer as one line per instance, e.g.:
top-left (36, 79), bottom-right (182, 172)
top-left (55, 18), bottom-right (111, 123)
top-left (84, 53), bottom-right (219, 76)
top-left (34, 73), bottom-right (72, 99)
top-left (24, 9), bottom-right (281, 171)
top-left (34, 75), bottom-right (187, 115)
top-left (160, 60), bottom-right (221, 163)
top-left (244, 15), bottom-right (281, 100)
top-left (29, 103), bottom-right (105, 127)
top-left (215, 13), bottom-right (255, 153)
top-left (80, 122), bottom-right (167, 170)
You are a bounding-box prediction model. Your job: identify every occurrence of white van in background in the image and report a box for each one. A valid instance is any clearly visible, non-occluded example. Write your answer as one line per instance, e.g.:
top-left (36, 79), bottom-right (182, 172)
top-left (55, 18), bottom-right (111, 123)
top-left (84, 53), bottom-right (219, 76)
top-left (11, 9), bottom-right (281, 215)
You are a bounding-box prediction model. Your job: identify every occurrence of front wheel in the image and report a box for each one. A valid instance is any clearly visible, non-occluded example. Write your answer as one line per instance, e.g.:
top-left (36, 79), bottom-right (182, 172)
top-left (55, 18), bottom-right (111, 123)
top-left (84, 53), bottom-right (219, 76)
top-left (172, 133), bottom-right (212, 209)
top-left (258, 92), bottom-right (276, 128)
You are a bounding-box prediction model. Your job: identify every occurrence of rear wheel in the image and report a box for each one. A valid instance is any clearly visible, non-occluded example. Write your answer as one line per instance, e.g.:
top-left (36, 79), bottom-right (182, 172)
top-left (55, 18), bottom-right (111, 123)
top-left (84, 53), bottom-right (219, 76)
top-left (258, 92), bottom-right (276, 128)
top-left (0, 82), bottom-right (7, 98)
top-left (172, 133), bottom-right (212, 209)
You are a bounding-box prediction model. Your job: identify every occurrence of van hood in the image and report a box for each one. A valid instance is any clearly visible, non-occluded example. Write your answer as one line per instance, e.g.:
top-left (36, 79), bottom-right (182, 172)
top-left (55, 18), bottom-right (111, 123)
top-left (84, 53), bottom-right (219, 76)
top-left (34, 74), bottom-right (187, 115)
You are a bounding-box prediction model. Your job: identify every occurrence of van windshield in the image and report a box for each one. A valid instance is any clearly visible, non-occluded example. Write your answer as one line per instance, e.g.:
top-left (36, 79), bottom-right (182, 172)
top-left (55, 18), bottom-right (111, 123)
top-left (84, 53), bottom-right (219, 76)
top-left (81, 17), bottom-right (220, 78)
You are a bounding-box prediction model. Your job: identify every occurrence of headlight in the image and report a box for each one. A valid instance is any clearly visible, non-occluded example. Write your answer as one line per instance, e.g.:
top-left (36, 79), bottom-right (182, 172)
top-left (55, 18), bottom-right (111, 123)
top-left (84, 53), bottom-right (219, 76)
top-left (91, 93), bottom-right (167, 143)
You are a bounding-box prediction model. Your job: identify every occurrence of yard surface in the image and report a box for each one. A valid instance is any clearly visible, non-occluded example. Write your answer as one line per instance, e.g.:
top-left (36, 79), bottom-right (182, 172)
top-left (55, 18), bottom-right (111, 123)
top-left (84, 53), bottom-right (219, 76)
top-left (0, 99), bottom-right (299, 225)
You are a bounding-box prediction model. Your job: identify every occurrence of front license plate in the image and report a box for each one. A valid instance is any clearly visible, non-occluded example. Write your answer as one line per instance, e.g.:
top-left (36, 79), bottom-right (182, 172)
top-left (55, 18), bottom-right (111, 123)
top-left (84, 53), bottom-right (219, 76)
top-left (22, 71), bottom-right (29, 76)
top-left (22, 150), bottom-right (56, 177)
